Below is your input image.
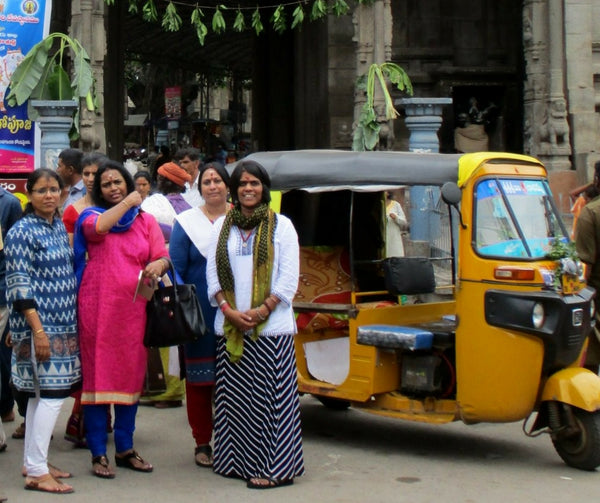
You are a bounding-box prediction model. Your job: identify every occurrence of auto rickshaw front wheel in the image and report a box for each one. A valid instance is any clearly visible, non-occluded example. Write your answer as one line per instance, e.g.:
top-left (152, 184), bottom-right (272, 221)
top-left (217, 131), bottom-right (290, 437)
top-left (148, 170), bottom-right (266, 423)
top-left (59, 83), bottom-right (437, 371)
top-left (551, 407), bottom-right (600, 471)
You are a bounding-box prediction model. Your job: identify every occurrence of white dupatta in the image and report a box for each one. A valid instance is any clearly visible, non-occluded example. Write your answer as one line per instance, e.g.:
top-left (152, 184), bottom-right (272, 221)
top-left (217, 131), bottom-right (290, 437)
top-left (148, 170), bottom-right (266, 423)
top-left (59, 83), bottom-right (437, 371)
top-left (175, 206), bottom-right (214, 258)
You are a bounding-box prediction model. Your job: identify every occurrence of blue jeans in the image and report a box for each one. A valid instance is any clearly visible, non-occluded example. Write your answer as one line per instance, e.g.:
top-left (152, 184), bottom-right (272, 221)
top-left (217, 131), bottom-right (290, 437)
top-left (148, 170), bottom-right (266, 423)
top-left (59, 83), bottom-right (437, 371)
top-left (84, 403), bottom-right (138, 457)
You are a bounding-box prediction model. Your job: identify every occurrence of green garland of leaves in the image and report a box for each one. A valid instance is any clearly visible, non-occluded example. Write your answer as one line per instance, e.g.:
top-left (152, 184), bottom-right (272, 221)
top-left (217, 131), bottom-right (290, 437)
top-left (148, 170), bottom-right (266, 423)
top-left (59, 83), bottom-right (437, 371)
top-left (103, 0), bottom-right (375, 45)
top-left (546, 237), bottom-right (581, 291)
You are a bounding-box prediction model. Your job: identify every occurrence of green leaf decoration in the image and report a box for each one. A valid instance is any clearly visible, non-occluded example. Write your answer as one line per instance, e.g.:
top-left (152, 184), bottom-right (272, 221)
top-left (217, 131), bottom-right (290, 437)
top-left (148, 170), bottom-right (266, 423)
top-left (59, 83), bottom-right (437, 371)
top-left (381, 62), bottom-right (413, 95)
top-left (70, 43), bottom-right (94, 99)
top-left (127, 0), bottom-right (139, 14)
top-left (352, 62), bottom-right (413, 151)
top-left (233, 10), bottom-right (245, 32)
top-left (5, 36), bottom-right (52, 106)
top-left (142, 0), bottom-right (158, 22)
top-left (162, 2), bottom-right (182, 32)
top-left (271, 5), bottom-right (286, 34)
top-left (212, 5), bottom-right (227, 34)
top-left (251, 8), bottom-right (264, 36)
top-left (46, 65), bottom-right (73, 100)
top-left (310, 0), bottom-right (328, 21)
top-left (6, 32), bottom-right (97, 139)
top-left (332, 0), bottom-right (350, 16)
top-left (191, 8), bottom-right (208, 45)
top-left (291, 4), bottom-right (304, 30)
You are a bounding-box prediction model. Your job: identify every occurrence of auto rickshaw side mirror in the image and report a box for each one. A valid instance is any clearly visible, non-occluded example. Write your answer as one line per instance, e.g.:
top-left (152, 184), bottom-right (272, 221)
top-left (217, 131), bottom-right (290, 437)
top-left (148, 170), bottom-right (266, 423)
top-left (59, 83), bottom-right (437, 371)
top-left (441, 182), bottom-right (461, 205)
top-left (441, 182), bottom-right (466, 229)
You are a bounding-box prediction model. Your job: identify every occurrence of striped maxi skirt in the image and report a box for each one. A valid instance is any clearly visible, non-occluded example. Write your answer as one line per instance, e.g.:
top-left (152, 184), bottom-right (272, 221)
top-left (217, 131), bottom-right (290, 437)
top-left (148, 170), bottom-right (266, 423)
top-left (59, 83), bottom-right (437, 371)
top-left (213, 334), bottom-right (305, 481)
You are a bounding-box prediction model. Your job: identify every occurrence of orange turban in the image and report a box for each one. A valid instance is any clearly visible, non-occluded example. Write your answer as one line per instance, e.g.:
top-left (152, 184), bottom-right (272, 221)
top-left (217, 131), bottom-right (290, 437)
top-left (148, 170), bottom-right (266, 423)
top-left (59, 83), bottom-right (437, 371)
top-left (158, 162), bottom-right (191, 187)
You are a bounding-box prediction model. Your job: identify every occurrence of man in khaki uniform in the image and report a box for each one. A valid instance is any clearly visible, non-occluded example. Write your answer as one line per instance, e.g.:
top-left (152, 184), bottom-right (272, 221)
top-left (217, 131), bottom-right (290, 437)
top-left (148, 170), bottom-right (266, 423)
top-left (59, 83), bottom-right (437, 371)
top-left (574, 160), bottom-right (600, 372)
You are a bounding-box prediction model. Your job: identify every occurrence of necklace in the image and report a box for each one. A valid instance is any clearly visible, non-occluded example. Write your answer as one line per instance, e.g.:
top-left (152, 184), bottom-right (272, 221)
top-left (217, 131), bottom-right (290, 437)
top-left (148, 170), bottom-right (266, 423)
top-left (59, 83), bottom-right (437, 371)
top-left (239, 228), bottom-right (254, 248)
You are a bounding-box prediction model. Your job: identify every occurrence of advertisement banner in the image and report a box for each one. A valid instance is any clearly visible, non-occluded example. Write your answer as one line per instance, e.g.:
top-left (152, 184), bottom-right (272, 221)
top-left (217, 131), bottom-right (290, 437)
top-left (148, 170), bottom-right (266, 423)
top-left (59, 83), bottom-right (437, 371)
top-left (165, 86), bottom-right (181, 120)
top-left (0, 0), bottom-right (52, 174)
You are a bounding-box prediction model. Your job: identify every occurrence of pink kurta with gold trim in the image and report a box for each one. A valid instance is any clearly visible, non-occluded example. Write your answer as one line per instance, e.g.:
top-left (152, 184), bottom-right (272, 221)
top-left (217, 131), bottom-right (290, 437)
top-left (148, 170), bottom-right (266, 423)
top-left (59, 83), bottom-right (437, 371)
top-left (78, 212), bottom-right (167, 404)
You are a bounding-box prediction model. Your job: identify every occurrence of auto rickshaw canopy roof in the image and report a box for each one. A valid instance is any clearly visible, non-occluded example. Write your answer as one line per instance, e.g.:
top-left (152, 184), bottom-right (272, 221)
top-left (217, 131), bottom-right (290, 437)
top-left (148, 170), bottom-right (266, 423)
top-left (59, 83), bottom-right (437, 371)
top-left (238, 150), bottom-right (545, 191)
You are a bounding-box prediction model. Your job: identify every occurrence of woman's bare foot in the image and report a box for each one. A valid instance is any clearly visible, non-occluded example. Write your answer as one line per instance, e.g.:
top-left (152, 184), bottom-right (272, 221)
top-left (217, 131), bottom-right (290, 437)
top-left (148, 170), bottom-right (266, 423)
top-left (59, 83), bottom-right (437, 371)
top-left (24, 473), bottom-right (74, 493)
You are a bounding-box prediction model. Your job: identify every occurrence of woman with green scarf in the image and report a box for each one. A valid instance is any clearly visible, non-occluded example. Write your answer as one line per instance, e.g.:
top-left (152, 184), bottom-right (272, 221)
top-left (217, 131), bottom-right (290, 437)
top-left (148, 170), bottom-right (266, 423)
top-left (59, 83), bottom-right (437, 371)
top-left (207, 160), bottom-right (304, 489)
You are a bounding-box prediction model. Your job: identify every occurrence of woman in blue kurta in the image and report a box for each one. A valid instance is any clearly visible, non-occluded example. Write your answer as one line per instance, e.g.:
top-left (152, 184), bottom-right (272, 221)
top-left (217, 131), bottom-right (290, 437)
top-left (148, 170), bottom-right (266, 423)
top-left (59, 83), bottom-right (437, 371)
top-left (169, 162), bottom-right (230, 467)
top-left (6, 168), bottom-right (80, 494)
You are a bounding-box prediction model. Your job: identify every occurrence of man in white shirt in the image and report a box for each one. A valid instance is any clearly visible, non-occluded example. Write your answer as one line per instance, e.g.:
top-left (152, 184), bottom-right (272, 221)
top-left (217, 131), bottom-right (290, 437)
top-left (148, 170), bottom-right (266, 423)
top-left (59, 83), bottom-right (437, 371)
top-left (176, 148), bottom-right (204, 207)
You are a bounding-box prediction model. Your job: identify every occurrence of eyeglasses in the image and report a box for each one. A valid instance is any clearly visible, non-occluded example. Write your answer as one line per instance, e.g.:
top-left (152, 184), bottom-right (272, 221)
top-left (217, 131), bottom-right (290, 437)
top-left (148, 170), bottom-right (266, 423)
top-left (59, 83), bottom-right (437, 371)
top-left (31, 187), bottom-right (61, 195)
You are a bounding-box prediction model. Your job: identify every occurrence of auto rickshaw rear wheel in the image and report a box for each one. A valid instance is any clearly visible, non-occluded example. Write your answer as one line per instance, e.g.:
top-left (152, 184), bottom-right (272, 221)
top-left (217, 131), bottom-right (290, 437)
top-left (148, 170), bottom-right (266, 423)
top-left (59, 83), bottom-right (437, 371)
top-left (551, 407), bottom-right (600, 471)
top-left (315, 396), bottom-right (351, 410)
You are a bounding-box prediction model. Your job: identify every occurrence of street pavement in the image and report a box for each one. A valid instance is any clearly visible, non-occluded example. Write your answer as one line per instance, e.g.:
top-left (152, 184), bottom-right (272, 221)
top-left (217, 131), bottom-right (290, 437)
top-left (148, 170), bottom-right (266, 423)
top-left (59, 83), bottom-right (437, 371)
top-left (1, 395), bottom-right (600, 502)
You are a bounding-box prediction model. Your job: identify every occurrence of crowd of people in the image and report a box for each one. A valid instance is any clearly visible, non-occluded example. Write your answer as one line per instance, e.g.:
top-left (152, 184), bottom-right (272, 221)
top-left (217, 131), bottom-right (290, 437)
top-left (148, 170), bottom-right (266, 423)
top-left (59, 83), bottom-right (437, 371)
top-left (0, 147), bottom-right (304, 497)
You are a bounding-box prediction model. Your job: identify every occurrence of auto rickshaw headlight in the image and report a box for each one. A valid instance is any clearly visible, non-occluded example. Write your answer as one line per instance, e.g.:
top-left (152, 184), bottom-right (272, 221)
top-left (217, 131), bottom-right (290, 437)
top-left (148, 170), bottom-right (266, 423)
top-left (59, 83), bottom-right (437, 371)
top-left (532, 302), bottom-right (545, 329)
top-left (591, 299), bottom-right (596, 321)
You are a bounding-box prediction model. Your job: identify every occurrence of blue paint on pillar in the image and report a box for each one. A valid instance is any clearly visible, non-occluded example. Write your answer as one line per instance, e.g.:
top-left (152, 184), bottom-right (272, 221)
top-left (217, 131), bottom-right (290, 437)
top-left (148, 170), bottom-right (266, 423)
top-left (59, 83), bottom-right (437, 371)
top-left (396, 98), bottom-right (452, 243)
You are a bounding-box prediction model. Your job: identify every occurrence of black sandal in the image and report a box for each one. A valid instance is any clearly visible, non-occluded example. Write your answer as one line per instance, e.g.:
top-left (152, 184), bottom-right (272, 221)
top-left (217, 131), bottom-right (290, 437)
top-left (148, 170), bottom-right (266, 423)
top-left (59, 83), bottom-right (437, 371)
top-left (114, 450), bottom-right (153, 473)
top-left (91, 455), bottom-right (115, 479)
top-left (194, 444), bottom-right (213, 468)
top-left (247, 477), bottom-right (294, 489)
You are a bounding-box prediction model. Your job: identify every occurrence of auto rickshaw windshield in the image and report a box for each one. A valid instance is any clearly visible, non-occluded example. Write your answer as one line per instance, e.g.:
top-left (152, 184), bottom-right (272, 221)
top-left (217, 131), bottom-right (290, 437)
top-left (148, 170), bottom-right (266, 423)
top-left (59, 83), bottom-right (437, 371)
top-left (474, 178), bottom-right (568, 259)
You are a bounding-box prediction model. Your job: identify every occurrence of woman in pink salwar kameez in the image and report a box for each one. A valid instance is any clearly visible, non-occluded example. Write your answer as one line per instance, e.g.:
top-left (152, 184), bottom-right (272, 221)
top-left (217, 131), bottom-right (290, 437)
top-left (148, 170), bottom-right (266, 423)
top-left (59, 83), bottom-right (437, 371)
top-left (74, 160), bottom-right (168, 479)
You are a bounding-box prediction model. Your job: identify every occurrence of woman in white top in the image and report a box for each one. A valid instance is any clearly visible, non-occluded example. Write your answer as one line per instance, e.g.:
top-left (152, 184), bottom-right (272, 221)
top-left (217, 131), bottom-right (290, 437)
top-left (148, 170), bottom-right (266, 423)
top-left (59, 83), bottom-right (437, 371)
top-left (206, 160), bottom-right (304, 489)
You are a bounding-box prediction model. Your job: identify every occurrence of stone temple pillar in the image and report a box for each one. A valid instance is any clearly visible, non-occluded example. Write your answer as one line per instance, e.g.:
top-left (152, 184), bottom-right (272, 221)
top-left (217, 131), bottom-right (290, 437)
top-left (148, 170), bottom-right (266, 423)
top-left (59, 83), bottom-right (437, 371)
top-left (353, 0), bottom-right (394, 149)
top-left (69, 0), bottom-right (106, 152)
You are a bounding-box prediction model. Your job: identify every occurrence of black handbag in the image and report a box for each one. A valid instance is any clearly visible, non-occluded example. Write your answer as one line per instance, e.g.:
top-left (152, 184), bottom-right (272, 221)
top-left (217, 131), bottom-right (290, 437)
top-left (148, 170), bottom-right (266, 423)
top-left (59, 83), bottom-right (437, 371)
top-left (143, 261), bottom-right (206, 348)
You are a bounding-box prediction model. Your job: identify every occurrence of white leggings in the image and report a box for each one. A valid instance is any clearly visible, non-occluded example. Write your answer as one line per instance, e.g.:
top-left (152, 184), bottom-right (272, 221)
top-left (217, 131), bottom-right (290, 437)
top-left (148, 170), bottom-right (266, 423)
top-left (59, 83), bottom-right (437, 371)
top-left (24, 396), bottom-right (65, 477)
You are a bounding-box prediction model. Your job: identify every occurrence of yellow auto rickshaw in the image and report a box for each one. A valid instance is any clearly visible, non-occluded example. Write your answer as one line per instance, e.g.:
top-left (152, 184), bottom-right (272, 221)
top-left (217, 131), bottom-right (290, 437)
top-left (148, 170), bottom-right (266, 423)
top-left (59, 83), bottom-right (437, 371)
top-left (242, 149), bottom-right (600, 470)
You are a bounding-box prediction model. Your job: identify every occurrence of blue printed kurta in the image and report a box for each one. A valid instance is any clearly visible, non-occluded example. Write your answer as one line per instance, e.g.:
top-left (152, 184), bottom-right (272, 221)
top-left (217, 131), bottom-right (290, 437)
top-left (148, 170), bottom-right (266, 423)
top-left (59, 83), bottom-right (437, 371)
top-left (5, 214), bottom-right (80, 398)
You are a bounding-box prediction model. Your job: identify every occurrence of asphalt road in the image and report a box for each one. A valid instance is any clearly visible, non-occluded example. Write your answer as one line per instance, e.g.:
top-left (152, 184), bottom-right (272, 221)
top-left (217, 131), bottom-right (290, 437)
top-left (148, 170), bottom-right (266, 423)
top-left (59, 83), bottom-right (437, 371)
top-left (1, 395), bottom-right (599, 502)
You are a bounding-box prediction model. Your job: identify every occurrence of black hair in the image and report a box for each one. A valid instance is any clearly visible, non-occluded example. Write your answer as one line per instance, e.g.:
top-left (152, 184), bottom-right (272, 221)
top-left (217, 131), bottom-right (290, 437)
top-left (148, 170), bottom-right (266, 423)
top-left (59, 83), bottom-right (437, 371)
top-left (134, 171), bottom-right (152, 184)
top-left (157, 174), bottom-right (185, 195)
top-left (23, 168), bottom-right (63, 216)
top-left (199, 162), bottom-right (230, 196)
top-left (58, 148), bottom-right (84, 174)
top-left (91, 160), bottom-right (136, 208)
top-left (174, 147), bottom-right (200, 162)
top-left (81, 152), bottom-right (108, 169)
top-left (229, 160), bottom-right (271, 206)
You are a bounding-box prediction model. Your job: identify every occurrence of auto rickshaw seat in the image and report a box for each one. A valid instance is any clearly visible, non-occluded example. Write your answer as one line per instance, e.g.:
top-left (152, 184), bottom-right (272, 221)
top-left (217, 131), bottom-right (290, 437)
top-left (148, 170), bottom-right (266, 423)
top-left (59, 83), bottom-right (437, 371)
top-left (409, 316), bottom-right (457, 348)
top-left (357, 325), bottom-right (434, 350)
top-left (383, 257), bottom-right (436, 295)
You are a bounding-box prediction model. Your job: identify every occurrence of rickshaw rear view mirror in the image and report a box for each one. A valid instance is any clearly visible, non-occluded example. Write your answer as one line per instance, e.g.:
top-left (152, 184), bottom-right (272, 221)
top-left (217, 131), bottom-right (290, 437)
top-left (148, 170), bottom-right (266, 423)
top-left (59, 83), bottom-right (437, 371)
top-left (441, 182), bottom-right (466, 229)
top-left (441, 182), bottom-right (462, 205)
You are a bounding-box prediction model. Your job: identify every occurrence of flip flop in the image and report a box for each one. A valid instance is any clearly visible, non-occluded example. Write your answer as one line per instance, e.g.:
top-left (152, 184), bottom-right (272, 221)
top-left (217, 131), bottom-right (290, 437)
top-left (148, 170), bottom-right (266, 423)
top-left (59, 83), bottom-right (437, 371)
top-left (92, 455), bottom-right (115, 479)
top-left (246, 477), bottom-right (294, 489)
top-left (114, 450), bottom-right (153, 473)
top-left (24, 474), bottom-right (74, 494)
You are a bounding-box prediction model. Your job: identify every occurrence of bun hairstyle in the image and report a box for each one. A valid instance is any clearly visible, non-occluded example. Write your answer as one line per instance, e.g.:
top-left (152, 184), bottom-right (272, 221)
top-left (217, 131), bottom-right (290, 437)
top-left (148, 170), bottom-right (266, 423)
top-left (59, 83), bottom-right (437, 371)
top-left (229, 160), bottom-right (271, 206)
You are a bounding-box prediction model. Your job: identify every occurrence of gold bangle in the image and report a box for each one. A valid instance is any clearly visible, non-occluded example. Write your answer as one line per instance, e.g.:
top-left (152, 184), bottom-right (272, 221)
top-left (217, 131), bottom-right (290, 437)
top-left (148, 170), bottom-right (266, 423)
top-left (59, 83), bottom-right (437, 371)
top-left (33, 328), bottom-right (44, 335)
top-left (256, 309), bottom-right (266, 321)
top-left (121, 199), bottom-right (130, 208)
top-left (24, 308), bottom-right (36, 316)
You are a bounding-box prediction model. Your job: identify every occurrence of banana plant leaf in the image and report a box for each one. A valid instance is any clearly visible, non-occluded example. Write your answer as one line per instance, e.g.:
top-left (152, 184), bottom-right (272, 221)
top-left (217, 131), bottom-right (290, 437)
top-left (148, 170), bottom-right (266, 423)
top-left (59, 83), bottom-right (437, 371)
top-left (5, 37), bottom-right (53, 107)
